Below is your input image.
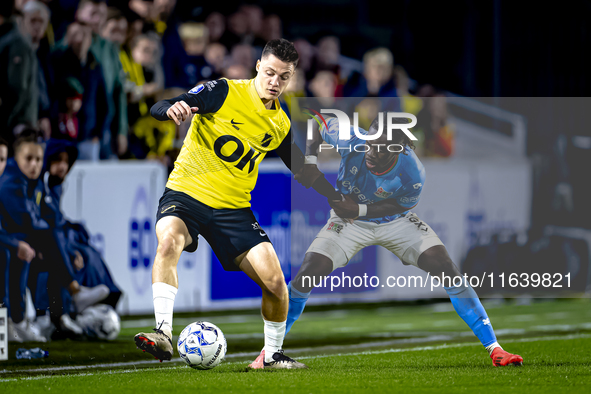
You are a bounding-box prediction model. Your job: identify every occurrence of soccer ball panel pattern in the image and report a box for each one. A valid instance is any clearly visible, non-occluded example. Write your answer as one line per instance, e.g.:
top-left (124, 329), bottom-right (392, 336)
top-left (177, 321), bottom-right (227, 370)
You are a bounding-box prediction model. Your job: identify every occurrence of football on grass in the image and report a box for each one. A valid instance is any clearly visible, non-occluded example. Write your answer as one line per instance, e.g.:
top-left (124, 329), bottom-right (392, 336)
top-left (75, 304), bottom-right (121, 340)
top-left (177, 321), bottom-right (227, 369)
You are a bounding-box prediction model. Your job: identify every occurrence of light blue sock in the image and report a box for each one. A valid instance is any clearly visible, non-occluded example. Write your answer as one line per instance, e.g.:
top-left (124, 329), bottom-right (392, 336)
top-left (285, 282), bottom-right (311, 337)
top-left (445, 279), bottom-right (497, 347)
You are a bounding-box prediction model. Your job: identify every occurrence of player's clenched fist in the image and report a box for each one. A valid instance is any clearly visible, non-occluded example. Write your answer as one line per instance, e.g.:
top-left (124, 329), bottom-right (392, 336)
top-left (329, 194), bottom-right (360, 219)
top-left (166, 101), bottom-right (199, 125)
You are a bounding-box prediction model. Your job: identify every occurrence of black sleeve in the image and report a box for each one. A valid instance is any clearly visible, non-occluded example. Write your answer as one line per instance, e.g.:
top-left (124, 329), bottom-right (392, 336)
top-left (150, 79), bottom-right (229, 121)
top-left (275, 132), bottom-right (341, 200)
top-left (275, 130), bottom-right (304, 173)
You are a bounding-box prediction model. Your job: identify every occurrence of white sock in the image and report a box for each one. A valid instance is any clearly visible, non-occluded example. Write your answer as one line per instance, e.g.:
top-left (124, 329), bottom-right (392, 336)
top-left (263, 319), bottom-right (286, 363)
top-left (486, 341), bottom-right (502, 356)
top-left (152, 282), bottom-right (177, 337)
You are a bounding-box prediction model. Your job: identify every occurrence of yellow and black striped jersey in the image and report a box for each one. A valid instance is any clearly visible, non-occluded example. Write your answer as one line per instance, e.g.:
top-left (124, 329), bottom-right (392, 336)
top-left (151, 78), bottom-right (292, 209)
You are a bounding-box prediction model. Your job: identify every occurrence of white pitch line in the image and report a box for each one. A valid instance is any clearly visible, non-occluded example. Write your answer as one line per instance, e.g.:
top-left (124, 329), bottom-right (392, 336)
top-left (1, 333), bottom-right (590, 383)
top-left (296, 333), bottom-right (591, 360)
top-left (0, 333), bottom-right (465, 376)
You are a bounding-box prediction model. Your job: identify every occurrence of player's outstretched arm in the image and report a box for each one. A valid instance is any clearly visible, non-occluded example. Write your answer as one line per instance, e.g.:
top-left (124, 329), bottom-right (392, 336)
top-left (275, 132), bottom-right (341, 201)
top-left (292, 115), bottom-right (340, 200)
top-left (150, 96), bottom-right (198, 125)
top-left (150, 80), bottom-right (229, 125)
top-left (166, 101), bottom-right (198, 126)
top-left (292, 114), bottom-right (325, 187)
top-left (330, 194), bottom-right (410, 220)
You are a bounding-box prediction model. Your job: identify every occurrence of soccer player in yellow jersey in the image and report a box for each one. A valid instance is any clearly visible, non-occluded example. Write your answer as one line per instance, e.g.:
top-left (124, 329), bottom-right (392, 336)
top-left (134, 39), bottom-right (338, 369)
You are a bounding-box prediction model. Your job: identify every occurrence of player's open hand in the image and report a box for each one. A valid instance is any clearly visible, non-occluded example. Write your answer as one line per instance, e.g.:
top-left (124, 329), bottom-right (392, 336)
top-left (294, 164), bottom-right (322, 188)
top-left (166, 101), bottom-right (199, 125)
top-left (330, 194), bottom-right (360, 220)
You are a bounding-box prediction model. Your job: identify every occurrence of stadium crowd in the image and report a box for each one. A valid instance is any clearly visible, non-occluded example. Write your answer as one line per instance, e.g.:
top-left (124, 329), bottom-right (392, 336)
top-left (1, 0), bottom-right (453, 167)
top-left (1, 0), bottom-right (452, 342)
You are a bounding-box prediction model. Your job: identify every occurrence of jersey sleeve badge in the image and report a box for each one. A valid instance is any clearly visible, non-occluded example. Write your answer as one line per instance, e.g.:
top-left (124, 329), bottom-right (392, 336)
top-left (189, 84), bottom-right (205, 94)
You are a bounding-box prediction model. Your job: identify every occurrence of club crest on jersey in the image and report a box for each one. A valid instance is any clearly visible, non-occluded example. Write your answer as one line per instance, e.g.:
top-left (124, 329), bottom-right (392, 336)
top-left (188, 84), bottom-right (205, 94)
top-left (374, 187), bottom-right (392, 198)
top-left (327, 222), bottom-right (344, 234)
top-left (350, 166), bottom-right (358, 175)
top-left (261, 133), bottom-right (273, 147)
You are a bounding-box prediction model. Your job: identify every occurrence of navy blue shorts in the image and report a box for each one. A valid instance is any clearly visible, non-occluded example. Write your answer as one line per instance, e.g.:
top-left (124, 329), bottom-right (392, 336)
top-left (156, 188), bottom-right (271, 271)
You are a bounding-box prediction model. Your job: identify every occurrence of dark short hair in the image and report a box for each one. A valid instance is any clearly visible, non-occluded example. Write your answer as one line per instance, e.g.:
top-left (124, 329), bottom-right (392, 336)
top-left (370, 114), bottom-right (416, 154)
top-left (261, 38), bottom-right (299, 68)
top-left (13, 129), bottom-right (44, 155)
top-left (0, 136), bottom-right (8, 148)
top-left (106, 6), bottom-right (124, 22)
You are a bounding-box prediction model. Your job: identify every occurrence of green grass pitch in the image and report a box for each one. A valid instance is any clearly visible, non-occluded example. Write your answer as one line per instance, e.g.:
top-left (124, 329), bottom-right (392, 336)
top-left (1, 299), bottom-right (590, 393)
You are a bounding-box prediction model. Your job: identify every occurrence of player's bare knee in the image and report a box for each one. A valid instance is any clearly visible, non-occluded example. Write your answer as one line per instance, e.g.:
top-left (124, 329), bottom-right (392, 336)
top-left (294, 252), bottom-right (333, 292)
top-left (418, 245), bottom-right (461, 279)
top-left (157, 234), bottom-right (185, 260)
top-left (263, 274), bottom-right (287, 301)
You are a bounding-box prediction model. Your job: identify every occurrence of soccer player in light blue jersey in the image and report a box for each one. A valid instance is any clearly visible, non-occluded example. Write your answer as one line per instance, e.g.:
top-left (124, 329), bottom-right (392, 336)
top-left (288, 115), bottom-right (523, 367)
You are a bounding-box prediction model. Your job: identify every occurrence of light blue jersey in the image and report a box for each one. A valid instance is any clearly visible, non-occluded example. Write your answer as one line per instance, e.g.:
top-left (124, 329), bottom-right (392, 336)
top-left (320, 118), bottom-right (426, 224)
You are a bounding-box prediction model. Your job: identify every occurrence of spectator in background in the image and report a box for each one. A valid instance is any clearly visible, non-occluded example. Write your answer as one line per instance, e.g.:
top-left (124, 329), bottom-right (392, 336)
top-left (126, 32), bottom-right (164, 129)
top-left (56, 77), bottom-right (84, 141)
top-left (122, 7), bottom-right (144, 52)
top-left (40, 139), bottom-right (122, 309)
top-left (315, 36), bottom-right (340, 73)
top-left (343, 47), bottom-right (398, 98)
top-left (51, 21), bottom-right (109, 161)
top-left (144, 0), bottom-right (186, 91)
top-left (219, 10), bottom-right (247, 50)
top-left (74, 0), bottom-right (128, 159)
top-left (101, 7), bottom-right (128, 47)
top-left (293, 38), bottom-right (315, 81)
top-left (204, 11), bottom-right (225, 44)
top-left (21, 1), bottom-right (50, 56)
top-left (21, 0), bottom-right (53, 141)
top-left (128, 89), bottom-right (176, 162)
top-left (240, 4), bottom-right (266, 51)
top-left (260, 14), bottom-right (282, 42)
top-left (150, 0), bottom-right (177, 35)
top-left (308, 70), bottom-right (338, 107)
top-left (0, 0), bottom-right (38, 146)
top-left (283, 67), bottom-right (306, 99)
top-left (103, 9), bottom-right (161, 129)
top-left (0, 136), bottom-right (42, 342)
top-left (128, 0), bottom-right (151, 20)
top-left (204, 42), bottom-right (227, 78)
top-left (1, 137), bottom-right (28, 339)
top-left (314, 35), bottom-right (358, 85)
top-left (229, 43), bottom-right (255, 78)
top-left (177, 22), bottom-right (216, 86)
top-left (224, 63), bottom-right (251, 80)
top-left (415, 85), bottom-right (454, 157)
top-left (0, 131), bottom-right (110, 340)
top-left (117, 9), bottom-right (148, 118)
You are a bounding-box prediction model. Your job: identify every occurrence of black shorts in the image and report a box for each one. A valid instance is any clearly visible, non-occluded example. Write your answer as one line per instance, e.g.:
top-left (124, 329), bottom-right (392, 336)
top-left (156, 188), bottom-right (271, 271)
